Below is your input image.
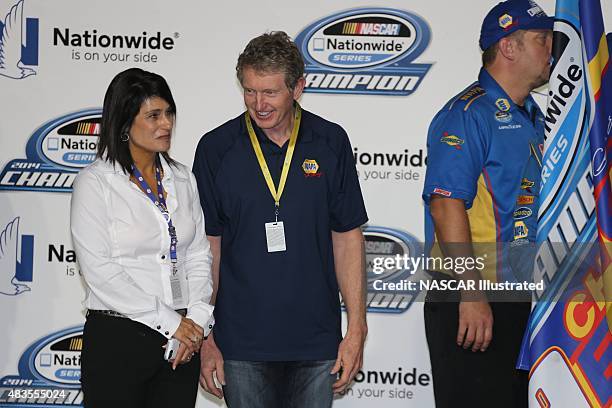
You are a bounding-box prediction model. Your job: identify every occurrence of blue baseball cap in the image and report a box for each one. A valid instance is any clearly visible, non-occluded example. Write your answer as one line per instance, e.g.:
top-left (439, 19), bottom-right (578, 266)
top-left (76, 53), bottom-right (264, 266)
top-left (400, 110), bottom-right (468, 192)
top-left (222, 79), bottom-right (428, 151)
top-left (479, 0), bottom-right (553, 50)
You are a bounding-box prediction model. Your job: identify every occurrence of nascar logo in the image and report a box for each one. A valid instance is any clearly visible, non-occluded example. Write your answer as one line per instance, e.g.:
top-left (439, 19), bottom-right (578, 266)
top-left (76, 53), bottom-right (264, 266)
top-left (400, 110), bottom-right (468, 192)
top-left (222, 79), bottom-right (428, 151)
top-left (495, 111), bottom-right (512, 123)
top-left (295, 8), bottom-right (432, 96)
top-left (302, 159), bottom-right (319, 174)
top-left (341, 22), bottom-right (400, 36)
top-left (440, 133), bottom-right (464, 149)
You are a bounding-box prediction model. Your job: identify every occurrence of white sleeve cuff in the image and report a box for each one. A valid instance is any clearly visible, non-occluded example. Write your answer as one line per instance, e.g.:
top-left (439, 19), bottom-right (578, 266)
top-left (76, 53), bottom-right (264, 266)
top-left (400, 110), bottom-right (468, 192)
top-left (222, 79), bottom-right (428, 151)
top-left (132, 301), bottom-right (182, 340)
top-left (187, 303), bottom-right (215, 336)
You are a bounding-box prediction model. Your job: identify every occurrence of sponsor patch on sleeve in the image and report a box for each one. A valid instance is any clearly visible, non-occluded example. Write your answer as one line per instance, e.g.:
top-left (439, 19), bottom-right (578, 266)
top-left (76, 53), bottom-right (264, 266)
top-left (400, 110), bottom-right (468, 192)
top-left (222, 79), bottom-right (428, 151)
top-left (433, 188), bottom-right (452, 197)
top-left (440, 132), bottom-right (464, 149)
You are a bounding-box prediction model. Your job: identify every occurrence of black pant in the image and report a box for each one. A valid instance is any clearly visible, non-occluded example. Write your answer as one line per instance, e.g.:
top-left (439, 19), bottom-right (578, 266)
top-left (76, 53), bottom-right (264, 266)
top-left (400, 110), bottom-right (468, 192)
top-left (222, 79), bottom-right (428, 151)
top-left (424, 288), bottom-right (530, 408)
top-left (80, 313), bottom-right (199, 408)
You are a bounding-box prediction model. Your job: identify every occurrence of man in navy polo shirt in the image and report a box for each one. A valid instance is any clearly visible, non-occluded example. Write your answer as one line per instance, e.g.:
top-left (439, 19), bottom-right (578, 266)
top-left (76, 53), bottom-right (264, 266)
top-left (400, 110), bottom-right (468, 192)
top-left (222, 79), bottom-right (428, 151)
top-left (421, 1), bottom-right (552, 407)
top-left (193, 31), bottom-right (368, 408)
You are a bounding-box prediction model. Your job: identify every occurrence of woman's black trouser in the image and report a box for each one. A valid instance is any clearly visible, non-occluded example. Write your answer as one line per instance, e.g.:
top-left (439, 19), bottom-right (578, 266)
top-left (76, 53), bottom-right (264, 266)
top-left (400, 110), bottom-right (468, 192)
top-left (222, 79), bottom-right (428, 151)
top-left (80, 312), bottom-right (199, 408)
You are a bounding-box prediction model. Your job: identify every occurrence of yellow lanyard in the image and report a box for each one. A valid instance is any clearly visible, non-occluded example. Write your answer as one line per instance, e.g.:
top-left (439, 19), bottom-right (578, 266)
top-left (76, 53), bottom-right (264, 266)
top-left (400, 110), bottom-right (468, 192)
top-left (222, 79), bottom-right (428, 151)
top-left (245, 104), bottom-right (301, 219)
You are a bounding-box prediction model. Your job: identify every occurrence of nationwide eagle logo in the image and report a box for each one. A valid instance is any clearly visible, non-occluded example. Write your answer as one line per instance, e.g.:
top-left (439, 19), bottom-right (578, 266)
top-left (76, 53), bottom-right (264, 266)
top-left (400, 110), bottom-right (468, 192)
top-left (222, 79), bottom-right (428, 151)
top-left (0, 217), bottom-right (34, 296)
top-left (0, 0), bottom-right (39, 79)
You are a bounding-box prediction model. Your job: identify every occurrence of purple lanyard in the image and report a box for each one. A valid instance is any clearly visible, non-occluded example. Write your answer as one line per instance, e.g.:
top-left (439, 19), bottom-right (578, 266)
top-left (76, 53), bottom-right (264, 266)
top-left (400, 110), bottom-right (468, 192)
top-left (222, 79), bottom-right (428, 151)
top-left (132, 164), bottom-right (178, 272)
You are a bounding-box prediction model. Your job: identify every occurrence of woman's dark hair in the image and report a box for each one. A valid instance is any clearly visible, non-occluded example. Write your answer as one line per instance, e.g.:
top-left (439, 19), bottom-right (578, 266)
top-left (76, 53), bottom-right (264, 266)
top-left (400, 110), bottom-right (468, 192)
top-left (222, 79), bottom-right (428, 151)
top-left (97, 68), bottom-right (176, 174)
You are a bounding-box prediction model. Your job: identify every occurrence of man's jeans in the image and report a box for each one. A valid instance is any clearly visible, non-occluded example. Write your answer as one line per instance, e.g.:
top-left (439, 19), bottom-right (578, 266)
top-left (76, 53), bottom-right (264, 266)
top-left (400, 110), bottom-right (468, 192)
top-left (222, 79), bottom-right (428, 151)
top-left (223, 360), bottom-right (336, 408)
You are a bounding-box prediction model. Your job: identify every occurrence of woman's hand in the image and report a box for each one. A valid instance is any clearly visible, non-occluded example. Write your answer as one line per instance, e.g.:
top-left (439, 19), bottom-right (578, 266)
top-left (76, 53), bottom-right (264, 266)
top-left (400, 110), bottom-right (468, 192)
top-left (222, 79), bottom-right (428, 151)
top-left (172, 317), bottom-right (203, 354)
top-left (171, 341), bottom-right (196, 370)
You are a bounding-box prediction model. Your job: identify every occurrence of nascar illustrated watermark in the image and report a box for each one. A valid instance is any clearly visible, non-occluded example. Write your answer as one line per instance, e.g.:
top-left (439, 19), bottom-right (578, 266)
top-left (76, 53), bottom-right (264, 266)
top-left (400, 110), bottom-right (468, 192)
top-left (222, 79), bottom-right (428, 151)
top-left (366, 239), bottom-right (559, 301)
top-left (295, 8), bottom-right (432, 95)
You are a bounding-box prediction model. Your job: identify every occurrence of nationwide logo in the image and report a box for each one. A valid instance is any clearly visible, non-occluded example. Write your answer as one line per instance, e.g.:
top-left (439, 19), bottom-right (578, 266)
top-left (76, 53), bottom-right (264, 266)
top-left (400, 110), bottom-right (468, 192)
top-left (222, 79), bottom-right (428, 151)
top-left (0, 109), bottom-right (101, 192)
top-left (0, 0), bottom-right (39, 79)
top-left (440, 132), bottom-right (464, 149)
top-left (295, 8), bottom-right (432, 95)
top-left (539, 22), bottom-right (584, 208)
top-left (513, 207), bottom-right (533, 220)
top-left (53, 29), bottom-right (175, 50)
top-left (302, 159), bottom-right (320, 177)
top-left (0, 327), bottom-right (83, 406)
top-left (498, 14), bottom-right (513, 29)
top-left (0, 217), bottom-right (34, 296)
top-left (495, 98), bottom-right (511, 111)
top-left (359, 226), bottom-right (422, 313)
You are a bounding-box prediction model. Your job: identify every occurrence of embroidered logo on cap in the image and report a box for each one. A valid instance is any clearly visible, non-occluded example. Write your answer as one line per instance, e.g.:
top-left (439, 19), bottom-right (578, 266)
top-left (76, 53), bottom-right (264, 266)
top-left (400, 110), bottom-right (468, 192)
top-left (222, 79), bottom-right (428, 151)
top-left (499, 14), bottom-right (513, 29)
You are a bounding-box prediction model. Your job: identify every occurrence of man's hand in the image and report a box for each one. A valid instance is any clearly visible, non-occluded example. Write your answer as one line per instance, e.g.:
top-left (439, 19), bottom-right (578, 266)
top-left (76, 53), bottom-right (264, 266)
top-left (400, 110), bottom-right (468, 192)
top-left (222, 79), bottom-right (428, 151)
top-left (429, 196), bottom-right (493, 352)
top-left (199, 335), bottom-right (225, 399)
top-left (457, 299), bottom-right (493, 352)
top-left (331, 325), bottom-right (367, 394)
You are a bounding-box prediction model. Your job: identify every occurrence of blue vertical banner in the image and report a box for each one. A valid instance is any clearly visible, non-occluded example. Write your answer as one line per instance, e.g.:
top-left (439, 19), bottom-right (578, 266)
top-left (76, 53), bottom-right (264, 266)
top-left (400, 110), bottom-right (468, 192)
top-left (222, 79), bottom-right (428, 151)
top-left (518, 0), bottom-right (611, 407)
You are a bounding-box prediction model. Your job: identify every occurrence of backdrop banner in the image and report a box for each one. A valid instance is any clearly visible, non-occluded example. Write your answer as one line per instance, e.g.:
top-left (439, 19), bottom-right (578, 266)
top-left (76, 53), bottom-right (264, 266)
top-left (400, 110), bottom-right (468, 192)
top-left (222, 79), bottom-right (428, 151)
top-left (1, 1), bottom-right (608, 407)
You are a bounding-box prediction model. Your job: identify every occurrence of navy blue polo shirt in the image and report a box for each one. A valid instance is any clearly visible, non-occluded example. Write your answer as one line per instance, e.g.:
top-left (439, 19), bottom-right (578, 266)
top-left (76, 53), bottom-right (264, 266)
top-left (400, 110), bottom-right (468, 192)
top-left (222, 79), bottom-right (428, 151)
top-left (192, 108), bottom-right (368, 361)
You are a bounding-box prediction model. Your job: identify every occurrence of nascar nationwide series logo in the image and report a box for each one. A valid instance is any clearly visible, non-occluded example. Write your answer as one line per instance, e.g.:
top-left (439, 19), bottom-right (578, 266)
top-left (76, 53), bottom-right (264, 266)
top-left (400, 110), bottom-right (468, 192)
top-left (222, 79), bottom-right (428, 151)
top-left (295, 8), bottom-right (432, 95)
top-left (0, 326), bottom-right (83, 406)
top-left (0, 0), bottom-right (39, 80)
top-left (360, 226), bottom-right (423, 313)
top-left (0, 217), bottom-right (34, 296)
top-left (0, 109), bottom-right (102, 192)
